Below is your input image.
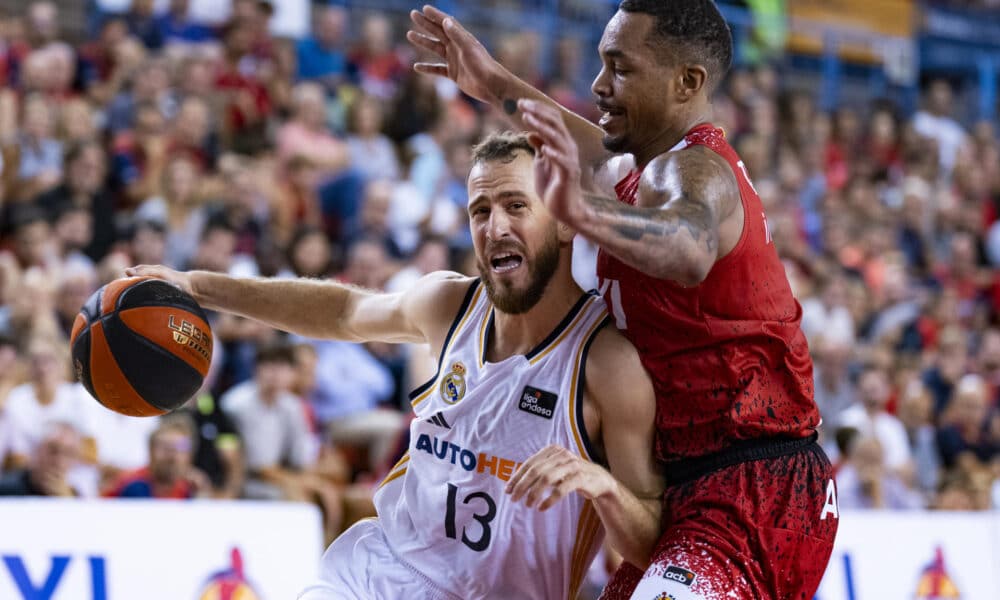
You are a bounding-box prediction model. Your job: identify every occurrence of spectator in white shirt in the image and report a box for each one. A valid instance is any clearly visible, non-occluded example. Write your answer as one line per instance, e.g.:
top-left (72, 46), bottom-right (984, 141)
top-left (912, 79), bottom-right (968, 180)
top-left (841, 365), bottom-right (914, 478)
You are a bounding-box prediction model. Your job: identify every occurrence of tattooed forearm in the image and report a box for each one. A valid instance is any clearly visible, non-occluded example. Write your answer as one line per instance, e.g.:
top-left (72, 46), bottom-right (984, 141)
top-left (583, 194), bottom-right (719, 254)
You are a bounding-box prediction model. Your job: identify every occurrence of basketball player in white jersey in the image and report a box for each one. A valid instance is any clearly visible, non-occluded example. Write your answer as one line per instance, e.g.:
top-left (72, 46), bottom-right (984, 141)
top-left (128, 132), bottom-right (664, 600)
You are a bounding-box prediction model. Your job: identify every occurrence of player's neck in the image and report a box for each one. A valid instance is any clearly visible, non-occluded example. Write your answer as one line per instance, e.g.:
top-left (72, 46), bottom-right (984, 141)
top-left (633, 106), bottom-right (713, 169)
top-left (488, 271), bottom-right (582, 362)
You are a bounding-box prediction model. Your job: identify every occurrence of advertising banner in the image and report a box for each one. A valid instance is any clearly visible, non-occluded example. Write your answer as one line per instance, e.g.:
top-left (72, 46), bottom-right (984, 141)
top-left (0, 499), bottom-right (323, 600)
top-left (816, 511), bottom-right (1000, 600)
top-left (787, 0), bottom-right (916, 63)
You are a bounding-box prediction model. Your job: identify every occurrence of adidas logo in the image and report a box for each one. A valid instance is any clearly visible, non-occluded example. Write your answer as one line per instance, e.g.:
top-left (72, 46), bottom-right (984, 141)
top-left (428, 412), bottom-right (451, 429)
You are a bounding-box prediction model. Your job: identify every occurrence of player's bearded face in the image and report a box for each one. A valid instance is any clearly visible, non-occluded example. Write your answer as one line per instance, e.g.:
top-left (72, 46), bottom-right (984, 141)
top-left (477, 226), bottom-right (560, 315)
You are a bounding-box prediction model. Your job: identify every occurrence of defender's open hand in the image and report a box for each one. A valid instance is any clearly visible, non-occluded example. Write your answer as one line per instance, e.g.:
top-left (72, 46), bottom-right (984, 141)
top-left (407, 5), bottom-right (500, 104)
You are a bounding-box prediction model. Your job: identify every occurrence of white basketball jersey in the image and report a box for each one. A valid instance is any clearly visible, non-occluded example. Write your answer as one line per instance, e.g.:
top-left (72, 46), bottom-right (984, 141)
top-left (374, 279), bottom-right (610, 600)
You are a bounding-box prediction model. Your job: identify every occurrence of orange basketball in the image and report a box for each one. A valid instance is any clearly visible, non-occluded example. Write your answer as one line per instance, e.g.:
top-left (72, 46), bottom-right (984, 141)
top-left (69, 276), bottom-right (213, 417)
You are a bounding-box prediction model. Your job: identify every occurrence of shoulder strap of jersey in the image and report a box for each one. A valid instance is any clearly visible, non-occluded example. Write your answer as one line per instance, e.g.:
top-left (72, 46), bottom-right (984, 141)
top-left (408, 279), bottom-right (483, 407)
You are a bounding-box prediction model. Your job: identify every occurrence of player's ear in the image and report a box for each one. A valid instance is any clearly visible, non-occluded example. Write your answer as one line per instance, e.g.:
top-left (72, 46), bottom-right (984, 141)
top-left (557, 222), bottom-right (576, 244)
top-left (677, 64), bottom-right (707, 102)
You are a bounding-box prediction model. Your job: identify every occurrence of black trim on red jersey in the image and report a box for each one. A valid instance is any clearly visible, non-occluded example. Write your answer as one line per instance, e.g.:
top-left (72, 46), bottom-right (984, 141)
top-left (407, 279), bottom-right (481, 401)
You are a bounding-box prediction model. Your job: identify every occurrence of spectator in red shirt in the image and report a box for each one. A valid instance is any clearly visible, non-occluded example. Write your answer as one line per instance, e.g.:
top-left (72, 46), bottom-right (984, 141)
top-left (349, 14), bottom-right (405, 100)
top-left (104, 416), bottom-right (208, 499)
top-left (215, 18), bottom-right (271, 154)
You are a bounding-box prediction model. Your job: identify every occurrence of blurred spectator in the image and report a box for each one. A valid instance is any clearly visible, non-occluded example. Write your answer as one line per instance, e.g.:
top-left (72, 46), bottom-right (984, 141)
top-left (896, 380), bottom-right (942, 498)
top-left (155, 0), bottom-right (215, 46)
top-left (841, 366), bottom-right (914, 474)
top-left (106, 57), bottom-right (175, 135)
top-left (168, 96), bottom-right (216, 171)
top-left (285, 225), bottom-right (337, 280)
top-left (913, 79), bottom-right (968, 180)
top-left (347, 180), bottom-right (401, 256)
top-left (346, 96), bottom-right (401, 182)
top-left (125, 0), bottom-right (164, 50)
top-left (135, 154), bottom-right (208, 269)
top-left (0, 421), bottom-right (81, 497)
top-left (0, 332), bottom-right (24, 411)
top-left (111, 100), bottom-right (171, 206)
top-left (801, 273), bottom-right (855, 347)
top-left (3, 337), bottom-right (99, 495)
top-left (277, 82), bottom-right (349, 177)
top-left (923, 326), bottom-right (969, 416)
top-left (35, 140), bottom-right (117, 262)
top-left (9, 94), bottom-right (63, 201)
top-left (221, 342), bottom-right (343, 539)
top-left (272, 156), bottom-right (323, 247)
top-left (836, 435), bottom-right (924, 510)
top-left (104, 415), bottom-right (208, 499)
top-left (179, 392), bottom-right (244, 499)
top-left (937, 374), bottom-right (999, 469)
top-left (812, 337), bottom-right (859, 451)
top-left (294, 327), bottom-right (403, 476)
top-left (296, 5), bottom-right (349, 91)
top-left (126, 219), bottom-right (168, 266)
top-left (215, 17), bottom-right (272, 154)
top-left (349, 14), bottom-right (405, 100)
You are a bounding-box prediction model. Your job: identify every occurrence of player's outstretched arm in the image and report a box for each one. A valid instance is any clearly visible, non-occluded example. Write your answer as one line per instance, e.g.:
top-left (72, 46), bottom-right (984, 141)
top-left (522, 100), bottom-right (740, 286)
top-left (125, 266), bottom-right (469, 349)
top-left (506, 327), bottom-right (664, 568)
top-left (407, 5), bottom-right (611, 189)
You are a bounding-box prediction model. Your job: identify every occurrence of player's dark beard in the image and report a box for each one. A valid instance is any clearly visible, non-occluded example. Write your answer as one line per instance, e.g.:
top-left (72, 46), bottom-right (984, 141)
top-left (602, 133), bottom-right (630, 154)
top-left (478, 231), bottom-right (560, 315)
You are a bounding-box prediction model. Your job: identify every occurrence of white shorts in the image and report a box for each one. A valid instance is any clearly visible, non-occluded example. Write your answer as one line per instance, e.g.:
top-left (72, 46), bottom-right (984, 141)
top-left (297, 518), bottom-right (459, 600)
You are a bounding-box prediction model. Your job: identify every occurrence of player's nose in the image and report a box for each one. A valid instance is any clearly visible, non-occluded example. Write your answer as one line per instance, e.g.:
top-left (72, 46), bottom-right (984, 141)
top-left (487, 210), bottom-right (513, 240)
top-left (591, 66), bottom-right (612, 98)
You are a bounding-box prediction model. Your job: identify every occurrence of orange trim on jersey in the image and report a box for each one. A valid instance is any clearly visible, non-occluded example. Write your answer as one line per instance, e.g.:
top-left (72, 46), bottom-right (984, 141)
top-left (568, 501), bottom-right (601, 600)
top-left (410, 285), bottom-right (484, 409)
top-left (528, 297), bottom-right (599, 366)
top-left (377, 467), bottom-right (407, 490)
top-left (377, 453), bottom-right (410, 489)
top-left (567, 312), bottom-right (609, 458)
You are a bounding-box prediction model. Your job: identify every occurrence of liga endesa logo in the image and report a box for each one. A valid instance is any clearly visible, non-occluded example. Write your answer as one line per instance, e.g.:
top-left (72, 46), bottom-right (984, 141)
top-left (914, 546), bottom-right (961, 600)
top-left (197, 548), bottom-right (261, 600)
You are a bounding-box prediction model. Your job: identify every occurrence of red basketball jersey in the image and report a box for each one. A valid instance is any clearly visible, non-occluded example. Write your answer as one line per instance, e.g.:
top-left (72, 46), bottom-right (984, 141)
top-left (596, 124), bottom-right (819, 461)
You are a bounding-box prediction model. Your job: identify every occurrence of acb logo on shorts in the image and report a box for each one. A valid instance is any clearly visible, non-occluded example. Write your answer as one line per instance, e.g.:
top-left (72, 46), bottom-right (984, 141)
top-left (663, 565), bottom-right (696, 587)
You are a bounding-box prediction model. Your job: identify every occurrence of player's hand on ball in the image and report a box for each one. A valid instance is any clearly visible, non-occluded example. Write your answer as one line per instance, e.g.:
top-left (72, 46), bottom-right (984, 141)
top-left (506, 445), bottom-right (616, 511)
top-left (126, 265), bottom-right (194, 297)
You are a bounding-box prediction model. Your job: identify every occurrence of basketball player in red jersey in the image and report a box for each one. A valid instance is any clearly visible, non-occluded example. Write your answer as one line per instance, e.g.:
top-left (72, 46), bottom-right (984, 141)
top-left (409, 1), bottom-right (837, 598)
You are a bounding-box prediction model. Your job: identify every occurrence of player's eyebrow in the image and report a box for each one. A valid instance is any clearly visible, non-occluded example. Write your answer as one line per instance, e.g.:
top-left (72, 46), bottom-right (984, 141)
top-left (601, 48), bottom-right (626, 59)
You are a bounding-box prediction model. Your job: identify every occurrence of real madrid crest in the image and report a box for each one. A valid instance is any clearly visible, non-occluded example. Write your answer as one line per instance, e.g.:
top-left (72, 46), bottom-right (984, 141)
top-left (439, 362), bottom-right (467, 404)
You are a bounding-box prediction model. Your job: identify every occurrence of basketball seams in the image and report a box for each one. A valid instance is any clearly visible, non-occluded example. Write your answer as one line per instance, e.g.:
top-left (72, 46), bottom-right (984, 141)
top-left (116, 279), bottom-right (210, 322)
top-left (101, 312), bottom-right (204, 412)
top-left (87, 320), bottom-right (166, 417)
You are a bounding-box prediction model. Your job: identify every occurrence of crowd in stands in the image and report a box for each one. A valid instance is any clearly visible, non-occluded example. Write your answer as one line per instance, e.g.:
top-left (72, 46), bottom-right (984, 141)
top-left (0, 0), bottom-right (998, 579)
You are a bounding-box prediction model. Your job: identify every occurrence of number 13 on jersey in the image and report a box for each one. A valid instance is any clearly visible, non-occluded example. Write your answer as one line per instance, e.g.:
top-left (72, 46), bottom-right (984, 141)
top-left (598, 278), bottom-right (627, 330)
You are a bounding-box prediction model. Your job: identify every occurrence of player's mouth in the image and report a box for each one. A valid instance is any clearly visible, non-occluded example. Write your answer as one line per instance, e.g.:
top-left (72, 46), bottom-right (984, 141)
top-left (490, 251), bottom-right (524, 274)
top-left (598, 103), bottom-right (626, 129)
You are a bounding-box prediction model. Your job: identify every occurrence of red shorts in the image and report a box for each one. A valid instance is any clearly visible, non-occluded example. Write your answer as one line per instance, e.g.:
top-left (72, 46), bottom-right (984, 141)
top-left (600, 438), bottom-right (838, 600)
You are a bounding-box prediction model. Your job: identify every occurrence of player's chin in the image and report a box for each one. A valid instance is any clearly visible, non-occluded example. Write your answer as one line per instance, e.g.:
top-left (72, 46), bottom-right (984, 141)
top-left (601, 131), bottom-right (630, 154)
